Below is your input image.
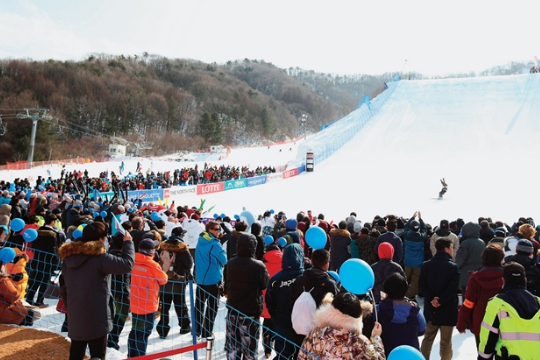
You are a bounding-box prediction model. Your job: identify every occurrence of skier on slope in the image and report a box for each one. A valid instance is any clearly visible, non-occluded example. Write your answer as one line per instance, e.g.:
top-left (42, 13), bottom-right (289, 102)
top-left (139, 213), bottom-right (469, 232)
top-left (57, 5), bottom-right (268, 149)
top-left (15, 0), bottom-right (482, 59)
top-left (439, 178), bottom-right (448, 199)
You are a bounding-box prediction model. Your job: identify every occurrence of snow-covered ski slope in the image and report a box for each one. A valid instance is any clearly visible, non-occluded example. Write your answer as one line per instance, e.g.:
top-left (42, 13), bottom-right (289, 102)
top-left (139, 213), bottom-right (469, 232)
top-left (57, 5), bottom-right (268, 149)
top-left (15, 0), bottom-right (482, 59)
top-left (194, 74), bottom-right (540, 225)
top-left (3, 74), bottom-right (540, 226)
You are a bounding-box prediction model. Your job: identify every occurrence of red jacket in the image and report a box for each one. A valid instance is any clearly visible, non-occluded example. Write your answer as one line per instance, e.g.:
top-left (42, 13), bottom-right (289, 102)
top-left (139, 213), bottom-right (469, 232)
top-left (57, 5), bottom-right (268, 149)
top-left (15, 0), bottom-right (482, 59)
top-left (456, 266), bottom-right (503, 336)
top-left (262, 249), bottom-right (283, 318)
top-left (130, 253), bottom-right (167, 315)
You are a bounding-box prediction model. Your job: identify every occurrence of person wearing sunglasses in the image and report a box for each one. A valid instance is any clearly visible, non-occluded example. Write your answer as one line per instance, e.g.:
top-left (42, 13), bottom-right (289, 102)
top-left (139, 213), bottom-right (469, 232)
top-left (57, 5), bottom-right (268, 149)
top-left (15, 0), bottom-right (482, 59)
top-left (194, 221), bottom-right (227, 339)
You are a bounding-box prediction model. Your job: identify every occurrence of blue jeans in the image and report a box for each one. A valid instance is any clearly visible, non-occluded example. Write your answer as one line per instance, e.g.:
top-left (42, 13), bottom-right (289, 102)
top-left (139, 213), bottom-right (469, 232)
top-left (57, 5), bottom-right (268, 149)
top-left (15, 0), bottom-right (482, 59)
top-left (127, 312), bottom-right (155, 358)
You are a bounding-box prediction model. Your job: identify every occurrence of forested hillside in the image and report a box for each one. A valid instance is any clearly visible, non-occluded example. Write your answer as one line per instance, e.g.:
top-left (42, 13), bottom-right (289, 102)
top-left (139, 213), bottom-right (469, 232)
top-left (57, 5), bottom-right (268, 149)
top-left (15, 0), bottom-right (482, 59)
top-left (0, 54), bottom-right (531, 164)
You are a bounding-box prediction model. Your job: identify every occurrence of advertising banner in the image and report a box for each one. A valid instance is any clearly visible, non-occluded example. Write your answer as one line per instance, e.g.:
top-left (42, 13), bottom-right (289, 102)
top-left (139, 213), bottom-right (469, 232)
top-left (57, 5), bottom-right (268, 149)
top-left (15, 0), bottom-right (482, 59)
top-left (127, 189), bottom-right (164, 202)
top-left (247, 175), bottom-right (267, 187)
top-left (266, 173), bottom-right (282, 182)
top-left (196, 182), bottom-right (225, 195)
top-left (282, 168), bottom-right (299, 179)
top-left (224, 179), bottom-right (248, 191)
top-left (166, 186), bottom-right (197, 197)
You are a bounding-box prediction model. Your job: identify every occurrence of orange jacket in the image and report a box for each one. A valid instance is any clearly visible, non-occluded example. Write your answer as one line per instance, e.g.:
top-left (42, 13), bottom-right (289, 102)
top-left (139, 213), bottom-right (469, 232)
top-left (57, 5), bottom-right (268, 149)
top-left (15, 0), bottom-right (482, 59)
top-left (130, 253), bottom-right (167, 315)
top-left (5, 248), bottom-right (29, 299)
top-left (0, 276), bottom-right (27, 325)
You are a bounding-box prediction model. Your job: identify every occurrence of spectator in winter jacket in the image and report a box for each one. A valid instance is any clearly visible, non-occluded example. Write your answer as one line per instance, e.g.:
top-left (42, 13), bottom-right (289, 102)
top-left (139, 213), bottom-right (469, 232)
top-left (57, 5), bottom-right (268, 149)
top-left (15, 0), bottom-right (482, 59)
top-left (456, 222), bottom-right (486, 295)
top-left (59, 221), bottom-right (134, 360)
top-left (374, 220), bottom-right (403, 263)
top-left (457, 244), bottom-right (504, 349)
top-left (419, 238), bottom-right (460, 360)
top-left (223, 220), bottom-right (247, 260)
top-left (403, 212), bottom-right (427, 298)
top-left (156, 226), bottom-right (194, 339)
top-left (0, 266), bottom-right (36, 327)
top-left (128, 234), bottom-right (167, 358)
top-left (298, 291), bottom-right (385, 360)
top-left (479, 220), bottom-right (495, 245)
top-left (0, 204), bottom-right (11, 228)
top-left (517, 223), bottom-right (540, 256)
top-left (376, 273), bottom-right (426, 356)
top-left (250, 222), bottom-right (265, 261)
top-left (371, 242), bottom-right (406, 303)
top-left (477, 262), bottom-right (540, 360)
top-left (291, 249), bottom-right (339, 349)
top-left (291, 249), bottom-right (339, 309)
top-left (504, 239), bottom-right (535, 270)
top-left (430, 219), bottom-right (460, 261)
top-left (224, 233), bottom-right (269, 359)
top-left (107, 232), bottom-right (133, 350)
top-left (26, 213), bottom-right (65, 307)
top-left (349, 222), bottom-right (362, 259)
top-left (194, 221), bottom-right (227, 339)
top-left (261, 243), bottom-right (283, 358)
top-left (266, 243), bottom-right (305, 360)
top-left (329, 220), bottom-right (351, 271)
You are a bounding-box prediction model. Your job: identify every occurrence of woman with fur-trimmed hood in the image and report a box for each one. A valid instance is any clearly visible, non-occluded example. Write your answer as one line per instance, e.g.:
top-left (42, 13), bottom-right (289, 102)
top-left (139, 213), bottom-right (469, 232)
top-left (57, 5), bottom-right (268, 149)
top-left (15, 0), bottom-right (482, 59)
top-left (59, 221), bottom-right (134, 360)
top-left (299, 291), bottom-right (385, 360)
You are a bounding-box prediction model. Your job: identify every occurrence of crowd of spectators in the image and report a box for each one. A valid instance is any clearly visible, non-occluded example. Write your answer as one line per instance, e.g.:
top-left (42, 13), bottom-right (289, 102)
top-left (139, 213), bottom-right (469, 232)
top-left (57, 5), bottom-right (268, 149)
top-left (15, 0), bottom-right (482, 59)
top-left (2, 175), bottom-right (540, 360)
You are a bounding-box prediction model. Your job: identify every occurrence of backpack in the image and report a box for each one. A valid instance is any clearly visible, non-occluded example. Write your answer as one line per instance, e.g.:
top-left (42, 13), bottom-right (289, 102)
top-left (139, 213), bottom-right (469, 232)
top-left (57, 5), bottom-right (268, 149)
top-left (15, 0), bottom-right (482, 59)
top-left (291, 287), bottom-right (316, 335)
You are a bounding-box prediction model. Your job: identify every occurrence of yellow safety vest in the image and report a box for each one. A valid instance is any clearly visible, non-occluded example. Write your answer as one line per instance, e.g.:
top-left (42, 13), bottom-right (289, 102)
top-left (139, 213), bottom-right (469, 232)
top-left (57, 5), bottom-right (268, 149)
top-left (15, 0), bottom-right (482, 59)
top-left (479, 296), bottom-right (540, 360)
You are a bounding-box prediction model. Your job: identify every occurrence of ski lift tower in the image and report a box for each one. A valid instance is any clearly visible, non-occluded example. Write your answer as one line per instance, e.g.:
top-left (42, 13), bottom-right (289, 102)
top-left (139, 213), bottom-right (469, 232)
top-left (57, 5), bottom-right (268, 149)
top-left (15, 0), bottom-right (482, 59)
top-left (16, 108), bottom-right (51, 169)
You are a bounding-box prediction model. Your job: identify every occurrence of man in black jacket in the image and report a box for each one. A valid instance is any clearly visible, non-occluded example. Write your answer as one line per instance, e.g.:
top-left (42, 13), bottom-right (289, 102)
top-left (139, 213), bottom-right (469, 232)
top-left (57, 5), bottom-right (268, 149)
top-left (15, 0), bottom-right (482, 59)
top-left (26, 213), bottom-right (65, 307)
top-left (224, 233), bottom-right (269, 360)
top-left (419, 238), bottom-right (460, 360)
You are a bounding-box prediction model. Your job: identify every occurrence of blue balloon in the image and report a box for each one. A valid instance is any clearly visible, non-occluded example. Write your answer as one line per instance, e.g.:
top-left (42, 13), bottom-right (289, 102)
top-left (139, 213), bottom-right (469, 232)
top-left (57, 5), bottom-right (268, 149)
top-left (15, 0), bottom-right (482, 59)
top-left (72, 229), bottom-right (83, 239)
top-left (0, 247), bottom-right (16, 263)
top-left (264, 235), bottom-right (274, 245)
top-left (93, 212), bottom-right (99, 218)
top-left (10, 218), bottom-right (25, 232)
top-left (89, 208), bottom-right (95, 213)
top-left (339, 259), bottom-right (374, 295)
top-left (277, 237), bottom-right (287, 247)
top-left (22, 228), bottom-right (38, 242)
top-left (234, 214), bottom-right (240, 220)
top-left (388, 345), bottom-right (425, 360)
top-left (100, 211), bottom-right (107, 218)
top-left (328, 270), bottom-right (340, 284)
top-left (305, 226), bottom-right (326, 250)
top-left (213, 213), bottom-right (219, 219)
top-left (270, 209), bottom-right (275, 214)
top-left (220, 213), bottom-right (226, 219)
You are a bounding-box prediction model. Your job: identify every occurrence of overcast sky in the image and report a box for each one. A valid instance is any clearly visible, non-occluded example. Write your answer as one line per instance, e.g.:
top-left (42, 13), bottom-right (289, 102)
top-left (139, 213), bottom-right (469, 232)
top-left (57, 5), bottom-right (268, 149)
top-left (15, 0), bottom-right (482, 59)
top-left (1, 0), bottom-right (538, 76)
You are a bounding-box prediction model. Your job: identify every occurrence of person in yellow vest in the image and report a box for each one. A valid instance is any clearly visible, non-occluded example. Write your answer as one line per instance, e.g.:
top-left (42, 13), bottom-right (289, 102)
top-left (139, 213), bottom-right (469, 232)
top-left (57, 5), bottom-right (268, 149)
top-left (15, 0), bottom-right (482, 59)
top-left (478, 261), bottom-right (540, 360)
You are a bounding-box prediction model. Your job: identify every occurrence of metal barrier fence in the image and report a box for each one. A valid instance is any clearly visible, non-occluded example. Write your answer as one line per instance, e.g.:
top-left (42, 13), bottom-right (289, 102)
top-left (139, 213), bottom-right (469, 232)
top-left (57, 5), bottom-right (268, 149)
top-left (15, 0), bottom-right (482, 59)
top-left (1, 242), bottom-right (322, 359)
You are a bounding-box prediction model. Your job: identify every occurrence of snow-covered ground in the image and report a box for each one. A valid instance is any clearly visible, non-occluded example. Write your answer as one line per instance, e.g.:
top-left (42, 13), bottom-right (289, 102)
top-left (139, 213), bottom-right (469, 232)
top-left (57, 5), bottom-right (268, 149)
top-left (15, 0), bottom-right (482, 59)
top-left (5, 73), bottom-right (540, 359)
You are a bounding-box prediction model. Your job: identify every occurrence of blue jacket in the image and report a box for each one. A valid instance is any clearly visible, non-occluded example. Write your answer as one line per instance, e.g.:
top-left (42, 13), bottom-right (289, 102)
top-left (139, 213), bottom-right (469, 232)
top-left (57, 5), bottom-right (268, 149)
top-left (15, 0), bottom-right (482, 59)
top-left (194, 231), bottom-right (227, 286)
top-left (376, 298), bottom-right (426, 356)
top-left (403, 218), bottom-right (427, 268)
